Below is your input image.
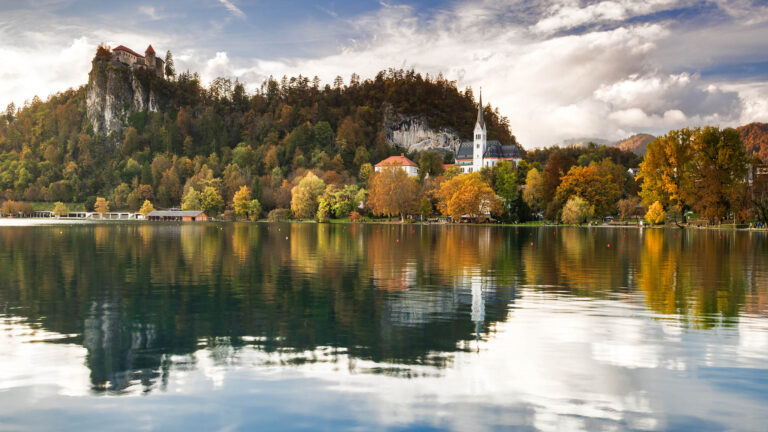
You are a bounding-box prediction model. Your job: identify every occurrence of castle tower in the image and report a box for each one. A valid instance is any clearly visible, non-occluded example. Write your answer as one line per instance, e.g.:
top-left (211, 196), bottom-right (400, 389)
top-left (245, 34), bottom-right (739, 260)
top-left (472, 89), bottom-right (487, 173)
top-left (145, 45), bottom-right (156, 72)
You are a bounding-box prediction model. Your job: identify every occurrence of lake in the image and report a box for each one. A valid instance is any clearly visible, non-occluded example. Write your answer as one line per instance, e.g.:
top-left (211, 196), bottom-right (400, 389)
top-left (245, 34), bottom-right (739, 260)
top-left (0, 222), bottom-right (767, 431)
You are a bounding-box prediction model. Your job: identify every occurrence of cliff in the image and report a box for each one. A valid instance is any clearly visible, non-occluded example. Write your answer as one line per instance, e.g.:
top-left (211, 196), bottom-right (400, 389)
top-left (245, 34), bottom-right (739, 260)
top-left (614, 133), bottom-right (655, 156)
top-left (382, 105), bottom-right (463, 154)
top-left (86, 57), bottom-right (161, 139)
top-left (737, 122), bottom-right (768, 162)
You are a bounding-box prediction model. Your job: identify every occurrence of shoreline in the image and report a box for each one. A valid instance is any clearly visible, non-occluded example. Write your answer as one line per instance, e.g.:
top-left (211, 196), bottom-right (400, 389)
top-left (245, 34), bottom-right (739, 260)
top-left (1, 217), bottom-right (765, 231)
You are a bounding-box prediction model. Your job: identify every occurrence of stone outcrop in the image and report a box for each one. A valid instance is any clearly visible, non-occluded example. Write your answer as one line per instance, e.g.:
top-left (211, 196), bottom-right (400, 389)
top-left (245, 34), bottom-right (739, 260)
top-left (382, 105), bottom-right (462, 155)
top-left (86, 58), bottom-right (161, 139)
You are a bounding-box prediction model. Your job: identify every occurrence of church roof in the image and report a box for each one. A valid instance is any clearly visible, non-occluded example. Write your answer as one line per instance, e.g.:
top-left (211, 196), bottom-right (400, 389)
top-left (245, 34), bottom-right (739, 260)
top-left (476, 90), bottom-right (485, 130)
top-left (484, 141), bottom-right (522, 159)
top-left (456, 141), bottom-right (474, 160)
top-left (376, 153), bottom-right (418, 168)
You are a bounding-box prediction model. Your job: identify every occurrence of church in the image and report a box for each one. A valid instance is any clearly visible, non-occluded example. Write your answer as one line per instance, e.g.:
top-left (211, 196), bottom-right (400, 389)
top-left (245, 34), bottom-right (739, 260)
top-left (454, 92), bottom-right (521, 173)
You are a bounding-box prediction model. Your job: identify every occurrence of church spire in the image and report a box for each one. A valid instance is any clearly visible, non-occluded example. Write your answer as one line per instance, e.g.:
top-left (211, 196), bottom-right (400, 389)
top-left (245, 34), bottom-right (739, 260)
top-left (476, 88), bottom-right (485, 130)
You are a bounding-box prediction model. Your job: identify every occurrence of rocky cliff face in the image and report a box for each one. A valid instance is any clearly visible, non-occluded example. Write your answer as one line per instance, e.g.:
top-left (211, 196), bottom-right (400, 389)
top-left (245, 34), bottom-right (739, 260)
top-left (86, 59), bottom-right (160, 138)
top-left (382, 106), bottom-right (462, 154)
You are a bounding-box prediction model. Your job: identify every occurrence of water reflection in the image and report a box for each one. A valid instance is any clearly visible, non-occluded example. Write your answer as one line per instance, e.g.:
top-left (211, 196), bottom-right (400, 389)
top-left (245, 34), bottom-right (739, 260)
top-left (0, 223), bottom-right (767, 430)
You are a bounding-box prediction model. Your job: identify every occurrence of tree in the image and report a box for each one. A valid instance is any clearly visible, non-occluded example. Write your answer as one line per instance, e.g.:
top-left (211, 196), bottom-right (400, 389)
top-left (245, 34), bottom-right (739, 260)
top-left (201, 186), bottom-right (224, 216)
top-left (164, 50), bottom-right (175, 78)
top-left (494, 161), bottom-right (518, 219)
top-left (359, 163), bottom-right (373, 183)
top-left (418, 196), bottom-right (433, 219)
top-left (561, 196), bottom-right (594, 225)
top-left (53, 202), bottom-right (68, 217)
top-left (437, 172), bottom-right (502, 222)
top-left (181, 189), bottom-right (202, 210)
top-left (638, 129), bottom-right (695, 216)
top-left (688, 127), bottom-right (748, 222)
top-left (233, 185), bottom-right (252, 220)
top-left (249, 199), bottom-right (262, 221)
top-left (94, 197), bottom-right (110, 216)
top-left (290, 172), bottom-right (326, 219)
top-left (617, 197), bottom-right (641, 220)
top-left (645, 201), bottom-right (666, 225)
top-left (419, 151), bottom-right (445, 178)
top-left (555, 161), bottom-right (622, 217)
top-left (367, 168), bottom-right (419, 220)
top-left (523, 167), bottom-right (544, 213)
top-left (139, 200), bottom-right (155, 216)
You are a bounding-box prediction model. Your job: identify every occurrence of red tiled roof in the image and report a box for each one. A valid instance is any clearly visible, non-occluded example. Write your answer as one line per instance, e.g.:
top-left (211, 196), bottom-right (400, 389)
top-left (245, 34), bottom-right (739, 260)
top-left (145, 44), bottom-right (155, 54)
top-left (375, 153), bottom-right (418, 168)
top-left (113, 45), bottom-right (144, 58)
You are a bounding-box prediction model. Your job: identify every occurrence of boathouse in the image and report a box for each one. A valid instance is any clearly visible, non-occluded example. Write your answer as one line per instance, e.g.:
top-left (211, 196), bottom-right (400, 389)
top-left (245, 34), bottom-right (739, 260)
top-left (146, 210), bottom-right (208, 222)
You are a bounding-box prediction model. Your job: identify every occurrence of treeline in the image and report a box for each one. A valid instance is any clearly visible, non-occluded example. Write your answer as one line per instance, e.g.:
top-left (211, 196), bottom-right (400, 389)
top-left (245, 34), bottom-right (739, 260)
top-left (0, 49), bottom-right (517, 216)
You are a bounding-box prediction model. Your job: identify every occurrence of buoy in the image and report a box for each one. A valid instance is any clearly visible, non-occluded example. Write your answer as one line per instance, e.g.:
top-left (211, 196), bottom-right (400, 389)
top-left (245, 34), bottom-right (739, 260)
top-left (530, 242), bottom-right (533, 246)
top-left (607, 244), bottom-right (611, 247)
top-left (285, 236), bottom-right (288, 240)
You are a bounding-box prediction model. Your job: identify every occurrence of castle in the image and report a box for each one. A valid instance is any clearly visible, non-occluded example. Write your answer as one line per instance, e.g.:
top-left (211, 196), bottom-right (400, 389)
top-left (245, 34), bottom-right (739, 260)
top-left (112, 44), bottom-right (164, 78)
top-left (455, 91), bottom-right (521, 173)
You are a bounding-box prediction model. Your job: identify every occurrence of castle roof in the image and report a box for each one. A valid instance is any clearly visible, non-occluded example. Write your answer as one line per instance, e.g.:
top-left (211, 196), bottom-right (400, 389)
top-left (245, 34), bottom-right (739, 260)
top-left (376, 153), bottom-right (418, 168)
top-left (145, 44), bottom-right (155, 54)
top-left (113, 45), bottom-right (144, 58)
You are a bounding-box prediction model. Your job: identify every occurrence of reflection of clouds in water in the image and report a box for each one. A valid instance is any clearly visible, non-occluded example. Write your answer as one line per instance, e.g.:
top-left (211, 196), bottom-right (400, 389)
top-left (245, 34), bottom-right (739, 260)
top-left (4, 289), bottom-right (767, 431)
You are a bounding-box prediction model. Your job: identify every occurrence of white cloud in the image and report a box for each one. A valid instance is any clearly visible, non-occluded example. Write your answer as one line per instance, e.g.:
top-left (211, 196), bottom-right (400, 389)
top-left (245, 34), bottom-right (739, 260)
top-left (0, 0), bottom-right (766, 148)
top-left (218, 0), bottom-right (245, 19)
top-left (138, 5), bottom-right (161, 20)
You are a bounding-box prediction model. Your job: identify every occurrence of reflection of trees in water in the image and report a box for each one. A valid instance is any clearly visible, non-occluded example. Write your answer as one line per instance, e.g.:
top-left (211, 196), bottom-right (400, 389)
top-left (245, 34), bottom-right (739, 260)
top-left (0, 223), bottom-right (516, 393)
top-left (0, 224), bottom-right (764, 392)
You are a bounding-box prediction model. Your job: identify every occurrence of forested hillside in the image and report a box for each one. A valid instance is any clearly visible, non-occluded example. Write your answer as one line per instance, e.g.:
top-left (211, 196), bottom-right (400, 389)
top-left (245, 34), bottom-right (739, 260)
top-left (737, 122), bottom-right (768, 162)
top-left (0, 48), bottom-right (516, 212)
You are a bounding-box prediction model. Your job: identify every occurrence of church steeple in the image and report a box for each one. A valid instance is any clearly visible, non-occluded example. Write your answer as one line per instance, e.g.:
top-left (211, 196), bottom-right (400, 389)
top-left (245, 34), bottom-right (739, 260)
top-left (476, 88), bottom-right (485, 130)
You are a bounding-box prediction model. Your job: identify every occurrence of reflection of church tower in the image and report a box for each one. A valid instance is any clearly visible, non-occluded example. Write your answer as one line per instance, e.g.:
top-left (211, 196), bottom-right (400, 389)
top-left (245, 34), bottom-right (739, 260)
top-left (472, 90), bottom-right (487, 173)
top-left (471, 276), bottom-right (485, 341)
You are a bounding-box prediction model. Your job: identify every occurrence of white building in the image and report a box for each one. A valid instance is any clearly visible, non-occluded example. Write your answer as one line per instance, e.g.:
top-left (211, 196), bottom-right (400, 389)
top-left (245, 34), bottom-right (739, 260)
top-left (374, 153), bottom-right (420, 177)
top-left (455, 91), bottom-right (522, 173)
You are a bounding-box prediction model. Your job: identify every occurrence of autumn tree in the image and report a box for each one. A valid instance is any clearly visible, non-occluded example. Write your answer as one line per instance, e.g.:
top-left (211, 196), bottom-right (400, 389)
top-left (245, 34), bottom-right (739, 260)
top-left (291, 172), bottom-right (326, 219)
top-left (94, 197), bottom-right (110, 216)
top-left (201, 186), bottom-right (224, 216)
top-left (561, 196), bottom-right (594, 225)
top-left (617, 197), bottom-right (641, 220)
top-left (181, 188), bottom-right (202, 210)
top-left (139, 200), bottom-right (155, 216)
top-left (638, 129), bottom-right (695, 217)
top-left (555, 160), bottom-right (622, 217)
top-left (233, 185), bottom-right (252, 220)
top-left (688, 126), bottom-right (748, 222)
top-left (53, 202), bottom-right (68, 217)
top-left (164, 50), bottom-right (175, 78)
top-left (645, 201), bottom-right (666, 225)
top-left (367, 168), bottom-right (419, 220)
top-left (523, 167), bottom-right (544, 214)
top-left (437, 172), bottom-right (502, 222)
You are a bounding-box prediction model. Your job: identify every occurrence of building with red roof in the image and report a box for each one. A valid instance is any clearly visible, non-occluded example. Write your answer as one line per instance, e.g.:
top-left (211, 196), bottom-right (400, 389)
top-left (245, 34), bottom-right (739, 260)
top-left (112, 44), bottom-right (164, 78)
top-left (374, 153), bottom-right (419, 177)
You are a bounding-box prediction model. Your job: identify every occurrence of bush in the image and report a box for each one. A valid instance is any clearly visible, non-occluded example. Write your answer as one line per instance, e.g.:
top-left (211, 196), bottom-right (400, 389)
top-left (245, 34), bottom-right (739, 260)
top-left (561, 196), bottom-right (594, 225)
top-left (349, 211), bottom-right (361, 222)
top-left (268, 208), bottom-right (291, 222)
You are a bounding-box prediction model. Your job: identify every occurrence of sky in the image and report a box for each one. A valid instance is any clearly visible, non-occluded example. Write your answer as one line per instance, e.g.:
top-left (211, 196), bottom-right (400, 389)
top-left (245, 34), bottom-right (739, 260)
top-left (1, 0), bottom-right (767, 147)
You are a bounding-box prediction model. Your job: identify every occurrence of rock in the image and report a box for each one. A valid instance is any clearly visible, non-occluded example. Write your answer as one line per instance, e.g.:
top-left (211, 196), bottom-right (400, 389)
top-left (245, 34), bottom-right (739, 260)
top-left (86, 57), bottom-right (163, 141)
top-left (382, 104), bottom-right (462, 154)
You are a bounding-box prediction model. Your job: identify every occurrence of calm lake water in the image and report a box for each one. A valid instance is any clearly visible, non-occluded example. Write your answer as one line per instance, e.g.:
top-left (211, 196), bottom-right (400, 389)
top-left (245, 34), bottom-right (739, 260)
top-left (0, 221), bottom-right (767, 431)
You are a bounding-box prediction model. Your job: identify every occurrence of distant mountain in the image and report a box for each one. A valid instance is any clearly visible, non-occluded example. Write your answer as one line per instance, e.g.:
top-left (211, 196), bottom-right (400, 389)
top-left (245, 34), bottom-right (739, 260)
top-left (614, 133), bottom-right (655, 156)
top-left (737, 122), bottom-right (768, 162)
top-left (560, 137), bottom-right (611, 148)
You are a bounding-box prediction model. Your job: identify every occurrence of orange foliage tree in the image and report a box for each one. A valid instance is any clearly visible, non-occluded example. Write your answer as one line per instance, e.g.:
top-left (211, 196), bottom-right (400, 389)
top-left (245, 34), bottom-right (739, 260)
top-left (367, 168), bottom-right (419, 220)
top-left (437, 172), bottom-right (502, 222)
top-left (555, 159), bottom-right (622, 217)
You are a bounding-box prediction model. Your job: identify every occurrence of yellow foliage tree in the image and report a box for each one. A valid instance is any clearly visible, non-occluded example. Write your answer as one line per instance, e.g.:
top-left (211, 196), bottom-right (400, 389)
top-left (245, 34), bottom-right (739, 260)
top-left (645, 201), bottom-right (666, 225)
top-left (291, 172), bottom-right (326, 219)
top-left (437, 172), bottom-right (502, 222)
top-left (94, 197), bottom-right (109, 216)
top-left (139, 200), bottom-right (155, 216)
top-left (53, 202), bottom-right (69, 217)
top-left (233, 185), bottom-right (252, 220)
top-left (561, 196), bottom-right (594, 225)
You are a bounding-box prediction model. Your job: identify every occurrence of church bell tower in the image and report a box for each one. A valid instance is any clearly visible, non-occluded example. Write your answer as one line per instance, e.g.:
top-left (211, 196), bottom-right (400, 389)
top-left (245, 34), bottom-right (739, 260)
top-left (472, 89), bottom-right (487, 173)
